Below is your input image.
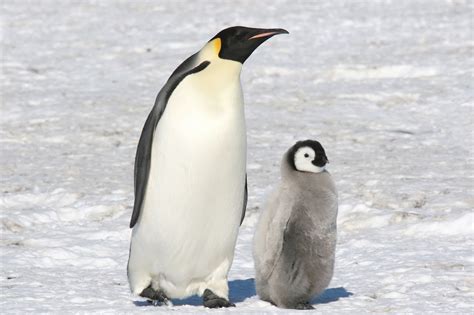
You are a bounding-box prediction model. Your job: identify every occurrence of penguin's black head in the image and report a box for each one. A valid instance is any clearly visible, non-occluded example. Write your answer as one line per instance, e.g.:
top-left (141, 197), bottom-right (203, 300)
top-left (211, 26), bottom-right (288, 64)
top-left (288, 140), bottom-right (329, 173)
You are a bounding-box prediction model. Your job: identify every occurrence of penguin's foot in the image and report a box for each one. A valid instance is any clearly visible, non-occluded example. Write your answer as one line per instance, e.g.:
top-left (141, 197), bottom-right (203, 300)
top-left (202, 289), bottom-right (235, 308)
top-left (295, 301), bottom-right (314, 310)
top-left (140, 285), bottom-right (170, 306)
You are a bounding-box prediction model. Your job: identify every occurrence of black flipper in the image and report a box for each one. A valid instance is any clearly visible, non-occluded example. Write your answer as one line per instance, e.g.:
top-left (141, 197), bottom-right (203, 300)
top-left (129, 56), bottom-right (211, 228)
top-left (240, 174), bottom-right (248, 225)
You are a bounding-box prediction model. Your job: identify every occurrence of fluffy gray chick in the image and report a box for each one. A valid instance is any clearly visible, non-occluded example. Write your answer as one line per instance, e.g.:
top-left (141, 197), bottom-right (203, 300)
top-left (253, 140), bottom-right (338, 309)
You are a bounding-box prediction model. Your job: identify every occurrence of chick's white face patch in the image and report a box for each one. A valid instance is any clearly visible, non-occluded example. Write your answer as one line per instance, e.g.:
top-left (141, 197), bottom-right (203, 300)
top-left (294, 147), bottom-right (325, 173)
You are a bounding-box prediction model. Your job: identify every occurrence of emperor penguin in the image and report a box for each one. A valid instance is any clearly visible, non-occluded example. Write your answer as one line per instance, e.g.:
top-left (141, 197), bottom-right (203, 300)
top-left (127, 26), bottom-right (288, 308)
top-left (253, 140), bottom-right (338, 310)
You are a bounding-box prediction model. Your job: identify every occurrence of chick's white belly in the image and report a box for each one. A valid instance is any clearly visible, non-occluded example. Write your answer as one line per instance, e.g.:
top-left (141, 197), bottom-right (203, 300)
top-left (130, 105), bottom-right (246, 297)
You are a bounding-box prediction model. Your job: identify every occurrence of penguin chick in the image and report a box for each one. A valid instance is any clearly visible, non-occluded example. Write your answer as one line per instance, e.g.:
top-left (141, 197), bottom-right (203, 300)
top-left (253, 140), bottom-right (338, 309)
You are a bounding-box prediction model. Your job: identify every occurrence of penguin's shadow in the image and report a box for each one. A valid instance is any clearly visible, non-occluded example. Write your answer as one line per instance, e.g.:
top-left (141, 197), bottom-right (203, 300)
top-left (171, 278), bottom-right (256, 306)
top-left (133, 278), bottom-right (352, 307)
top-left (132, 279), bottom-right (255, 307)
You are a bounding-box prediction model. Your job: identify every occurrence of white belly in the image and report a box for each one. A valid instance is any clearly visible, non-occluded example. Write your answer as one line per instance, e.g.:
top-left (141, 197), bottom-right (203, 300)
top-left (129, 63), bottom-right (246, 298)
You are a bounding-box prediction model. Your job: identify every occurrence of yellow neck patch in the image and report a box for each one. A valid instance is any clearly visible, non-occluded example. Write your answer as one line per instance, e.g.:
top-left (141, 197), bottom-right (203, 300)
top-left (213, 38), bottom-right (221, 55)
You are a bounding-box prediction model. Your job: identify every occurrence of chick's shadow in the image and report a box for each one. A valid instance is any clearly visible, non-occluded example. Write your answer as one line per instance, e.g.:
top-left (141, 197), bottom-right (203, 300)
top-left (230, 279), bottom-right (353, 304)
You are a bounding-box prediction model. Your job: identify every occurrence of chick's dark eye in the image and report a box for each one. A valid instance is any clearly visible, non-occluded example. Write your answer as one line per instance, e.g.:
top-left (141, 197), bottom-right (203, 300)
top-left (304, 153), bottom-right (309, 158)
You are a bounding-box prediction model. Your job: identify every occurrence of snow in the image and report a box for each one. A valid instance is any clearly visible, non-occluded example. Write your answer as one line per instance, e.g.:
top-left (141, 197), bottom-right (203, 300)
top-left (1, 0), bottom-right (473, 313)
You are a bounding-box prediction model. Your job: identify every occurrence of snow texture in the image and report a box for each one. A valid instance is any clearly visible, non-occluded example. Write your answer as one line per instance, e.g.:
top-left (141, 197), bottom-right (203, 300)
top-left (1, 0), bottom-right (473, 313)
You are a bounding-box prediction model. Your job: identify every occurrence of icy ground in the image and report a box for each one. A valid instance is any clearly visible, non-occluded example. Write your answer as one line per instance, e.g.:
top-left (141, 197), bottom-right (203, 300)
top-left (1, 0), bottom-right (473, 313)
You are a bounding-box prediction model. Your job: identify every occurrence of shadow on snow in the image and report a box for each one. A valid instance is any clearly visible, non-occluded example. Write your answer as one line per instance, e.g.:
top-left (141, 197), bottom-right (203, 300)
top-left (311, 287), bottom-right (353, 304)
top-left (133, 278), bottom-right (352, 307)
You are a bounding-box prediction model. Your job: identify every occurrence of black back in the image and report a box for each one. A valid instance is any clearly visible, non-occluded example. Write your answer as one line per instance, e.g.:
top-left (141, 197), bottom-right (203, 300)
top-left (130, 42), bottom-right (249, 228)
top-left (130, 55), bottom-right (210, 228)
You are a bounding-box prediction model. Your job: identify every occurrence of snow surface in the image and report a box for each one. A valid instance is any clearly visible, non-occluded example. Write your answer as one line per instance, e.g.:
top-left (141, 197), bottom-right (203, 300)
top-left (1, 0), bottom-right (473, 313)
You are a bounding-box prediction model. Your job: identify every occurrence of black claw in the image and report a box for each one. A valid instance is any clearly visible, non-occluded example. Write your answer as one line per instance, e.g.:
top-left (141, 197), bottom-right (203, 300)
top-left (139, 285), bottom-right (169, 306)
top-left (295, 302), bottom-right (314, 310)
top-left (203, 289), bottom-right (235, 308)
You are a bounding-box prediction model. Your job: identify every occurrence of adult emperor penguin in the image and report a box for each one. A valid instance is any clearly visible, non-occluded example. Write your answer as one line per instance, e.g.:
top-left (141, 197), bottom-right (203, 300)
top-left (253, 140), bottom-right (338, 309)
top-left (127, 26), bottom-right (288, 308)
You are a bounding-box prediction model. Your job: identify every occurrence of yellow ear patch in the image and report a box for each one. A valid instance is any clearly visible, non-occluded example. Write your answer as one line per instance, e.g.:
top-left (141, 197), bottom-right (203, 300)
top-left (213, 38), bottom-right (221, 55)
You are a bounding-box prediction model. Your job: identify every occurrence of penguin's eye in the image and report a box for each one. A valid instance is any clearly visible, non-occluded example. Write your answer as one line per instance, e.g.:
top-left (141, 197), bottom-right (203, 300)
top-left (304, 153), bottom-right (309, 158)
top-left (234, 32), bottom-right (246, 41)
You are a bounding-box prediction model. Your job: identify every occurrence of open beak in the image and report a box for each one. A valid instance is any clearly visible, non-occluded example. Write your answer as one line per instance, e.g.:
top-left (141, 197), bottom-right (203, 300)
top-left (248, 28), bottom-right (289, 40)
